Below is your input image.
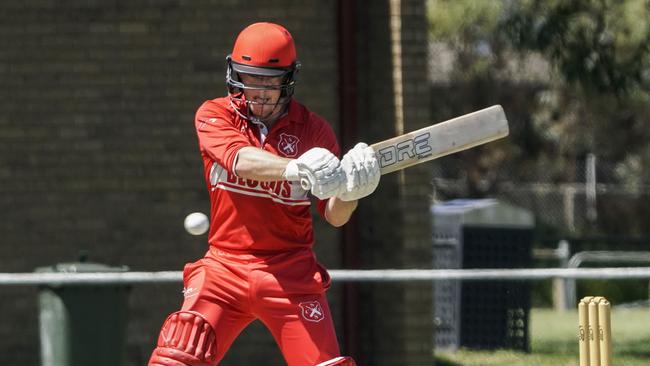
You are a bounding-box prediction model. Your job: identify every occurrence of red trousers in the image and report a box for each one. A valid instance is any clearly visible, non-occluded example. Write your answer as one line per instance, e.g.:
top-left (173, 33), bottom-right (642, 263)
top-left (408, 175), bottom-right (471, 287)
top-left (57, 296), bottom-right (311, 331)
top-left (180, 247), bottom-right (341, 365)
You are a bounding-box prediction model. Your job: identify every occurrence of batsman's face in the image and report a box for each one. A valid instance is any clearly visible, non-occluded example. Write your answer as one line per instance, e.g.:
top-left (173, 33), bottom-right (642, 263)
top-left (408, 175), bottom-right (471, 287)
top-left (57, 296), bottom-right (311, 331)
top-left (239, 74), bottom-right (284, 119)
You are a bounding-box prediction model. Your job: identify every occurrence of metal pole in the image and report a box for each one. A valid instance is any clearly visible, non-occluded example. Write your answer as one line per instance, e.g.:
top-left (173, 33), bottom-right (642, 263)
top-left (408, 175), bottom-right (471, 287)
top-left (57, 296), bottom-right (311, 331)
top-left (586, 153), bottom-right (597, 223)
top-left (5, 267), bottom-right (650, 286)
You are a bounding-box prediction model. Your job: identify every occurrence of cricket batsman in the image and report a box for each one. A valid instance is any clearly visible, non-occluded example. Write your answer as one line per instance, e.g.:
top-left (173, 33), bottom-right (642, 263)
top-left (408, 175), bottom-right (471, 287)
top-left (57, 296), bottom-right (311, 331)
top-left (147, 22), bottom-right (380, 366)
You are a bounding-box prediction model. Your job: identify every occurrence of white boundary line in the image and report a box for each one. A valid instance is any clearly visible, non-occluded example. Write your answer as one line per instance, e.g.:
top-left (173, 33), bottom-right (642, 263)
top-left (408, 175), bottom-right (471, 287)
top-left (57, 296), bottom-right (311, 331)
top-left (2, 267), bottom-right (650, 286)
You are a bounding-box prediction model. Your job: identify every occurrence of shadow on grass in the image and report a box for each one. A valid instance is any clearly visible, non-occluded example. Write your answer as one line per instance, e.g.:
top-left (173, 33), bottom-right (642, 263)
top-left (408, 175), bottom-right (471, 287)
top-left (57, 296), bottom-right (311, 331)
top-left (531, 340), bottom-right (576, 356)
top-left (533, 336), bottom-right (650, 359)
top-left (433, 356), bottom-right (463, 366)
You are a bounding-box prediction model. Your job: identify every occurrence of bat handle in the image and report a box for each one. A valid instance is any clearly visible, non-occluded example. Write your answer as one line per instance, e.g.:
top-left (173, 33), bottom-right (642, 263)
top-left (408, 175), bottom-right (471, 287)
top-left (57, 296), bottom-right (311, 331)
top-left (300, 178), bottom-right (312, 190)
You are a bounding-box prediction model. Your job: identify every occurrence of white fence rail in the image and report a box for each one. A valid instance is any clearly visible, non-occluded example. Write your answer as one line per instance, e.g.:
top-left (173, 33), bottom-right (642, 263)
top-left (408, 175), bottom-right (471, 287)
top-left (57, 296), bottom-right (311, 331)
top-left (2, 267), bottom-right (650, 286)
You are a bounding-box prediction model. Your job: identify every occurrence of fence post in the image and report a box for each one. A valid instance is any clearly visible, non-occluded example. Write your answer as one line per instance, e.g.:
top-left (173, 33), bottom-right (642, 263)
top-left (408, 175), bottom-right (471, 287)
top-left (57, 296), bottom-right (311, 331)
top-left (553, 240), bottom-right (571, 311)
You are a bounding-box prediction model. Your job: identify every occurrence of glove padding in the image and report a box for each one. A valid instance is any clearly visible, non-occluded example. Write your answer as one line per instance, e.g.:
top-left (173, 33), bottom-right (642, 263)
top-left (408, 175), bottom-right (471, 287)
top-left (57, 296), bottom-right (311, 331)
top-left (337, 142), bottom-right (380, 201)
top-left (283, 147), bottom-right (345, 199)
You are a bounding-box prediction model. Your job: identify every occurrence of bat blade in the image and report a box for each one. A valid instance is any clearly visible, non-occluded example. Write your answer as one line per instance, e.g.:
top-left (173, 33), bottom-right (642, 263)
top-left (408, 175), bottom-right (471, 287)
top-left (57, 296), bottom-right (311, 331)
top-left (299, 105), bottom-right (509, 190)
top-left (373, 105), bottom-right (509, 175)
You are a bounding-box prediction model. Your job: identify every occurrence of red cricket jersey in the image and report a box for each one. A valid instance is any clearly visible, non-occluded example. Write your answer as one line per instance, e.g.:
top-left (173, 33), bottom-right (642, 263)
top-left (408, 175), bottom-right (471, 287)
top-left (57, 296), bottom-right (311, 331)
top-left (194, 97), bottom-right (340, 253)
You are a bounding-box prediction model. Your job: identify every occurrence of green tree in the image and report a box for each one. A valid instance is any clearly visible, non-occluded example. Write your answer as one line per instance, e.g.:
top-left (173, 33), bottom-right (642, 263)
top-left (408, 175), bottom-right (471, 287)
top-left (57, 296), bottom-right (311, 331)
top-left (499, 0), bottom-right (650, 183)
top-left (501, 0), bottom-right (650, 95)
top-left (427, 0), bottom-right (650, 235)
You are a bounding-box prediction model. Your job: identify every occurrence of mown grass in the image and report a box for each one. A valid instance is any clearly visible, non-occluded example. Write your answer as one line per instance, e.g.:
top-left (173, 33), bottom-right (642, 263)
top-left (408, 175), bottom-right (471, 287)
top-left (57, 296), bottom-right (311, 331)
top-left (435, 307), bottom-right (650, 366)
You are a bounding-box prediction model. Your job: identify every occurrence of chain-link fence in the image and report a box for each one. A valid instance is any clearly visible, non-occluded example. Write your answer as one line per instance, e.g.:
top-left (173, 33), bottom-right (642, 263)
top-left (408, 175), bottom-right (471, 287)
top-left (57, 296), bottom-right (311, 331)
top-left (431, 160), bottom-right (650, 237)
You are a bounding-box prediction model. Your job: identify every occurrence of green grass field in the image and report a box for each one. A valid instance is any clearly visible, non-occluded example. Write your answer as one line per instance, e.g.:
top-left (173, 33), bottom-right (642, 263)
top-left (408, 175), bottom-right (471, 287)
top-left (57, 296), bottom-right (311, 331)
top-left (435, 307), bottom-right (650, 366)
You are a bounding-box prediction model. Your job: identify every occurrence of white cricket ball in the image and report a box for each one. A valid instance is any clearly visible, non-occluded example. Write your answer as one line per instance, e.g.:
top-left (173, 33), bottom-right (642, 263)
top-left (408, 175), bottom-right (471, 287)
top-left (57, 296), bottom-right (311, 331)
top-left (184, 212), bottom-right (209, 235)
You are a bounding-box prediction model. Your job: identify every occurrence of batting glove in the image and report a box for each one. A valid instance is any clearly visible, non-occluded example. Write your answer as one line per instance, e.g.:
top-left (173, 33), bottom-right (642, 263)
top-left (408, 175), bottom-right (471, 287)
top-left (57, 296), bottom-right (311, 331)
top-left (283, 147), bottom-right (345, 200)
top-left (337, 142), bottom-right (380, 201)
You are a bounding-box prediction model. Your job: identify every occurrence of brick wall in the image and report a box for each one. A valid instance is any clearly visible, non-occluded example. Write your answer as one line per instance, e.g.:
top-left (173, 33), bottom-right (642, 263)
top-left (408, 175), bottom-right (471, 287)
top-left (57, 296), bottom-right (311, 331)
top-left (0, 2), bottom-right (338, 365)
top-left (399, 1), bottom-right (435, 364)
top-left (0, 1), bottom-right (431, 365)
top-left (355, 0), bottom-right (433, 365)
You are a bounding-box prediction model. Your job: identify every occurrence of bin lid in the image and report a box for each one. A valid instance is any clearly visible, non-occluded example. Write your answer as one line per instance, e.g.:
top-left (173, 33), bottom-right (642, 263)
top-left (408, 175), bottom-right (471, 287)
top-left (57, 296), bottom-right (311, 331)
top-left (432, 199), bottom-right (534, 228)
top-left (35, 262), bottom-right (129, 273)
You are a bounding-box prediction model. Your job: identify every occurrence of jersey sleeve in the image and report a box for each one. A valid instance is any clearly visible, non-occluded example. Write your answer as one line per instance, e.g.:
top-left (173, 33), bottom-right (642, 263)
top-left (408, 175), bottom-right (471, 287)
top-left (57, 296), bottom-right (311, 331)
top-left (310, 115), bottom-right (342, 219)
top-left (194, 100), bottom-right (249, 173)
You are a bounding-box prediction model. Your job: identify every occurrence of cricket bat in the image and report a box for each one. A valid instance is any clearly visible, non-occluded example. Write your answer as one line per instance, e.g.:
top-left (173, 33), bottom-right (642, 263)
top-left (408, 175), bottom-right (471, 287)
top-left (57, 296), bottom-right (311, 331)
top-left (301, 104), bottom-right (509, 188)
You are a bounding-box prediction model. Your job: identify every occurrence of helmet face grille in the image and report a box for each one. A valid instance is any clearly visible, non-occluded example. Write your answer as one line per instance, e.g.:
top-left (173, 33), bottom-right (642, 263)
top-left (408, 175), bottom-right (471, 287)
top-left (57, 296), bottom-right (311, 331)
top-left (226, 56), bottom-right (300, 98)
top-left (225, 56), bottom-right (301, 122)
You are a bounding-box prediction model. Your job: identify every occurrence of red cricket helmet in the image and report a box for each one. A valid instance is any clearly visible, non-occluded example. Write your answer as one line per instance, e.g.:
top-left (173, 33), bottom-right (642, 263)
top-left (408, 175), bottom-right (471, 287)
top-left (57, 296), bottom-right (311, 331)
top-left (226, 22), bottom-right (301, 98)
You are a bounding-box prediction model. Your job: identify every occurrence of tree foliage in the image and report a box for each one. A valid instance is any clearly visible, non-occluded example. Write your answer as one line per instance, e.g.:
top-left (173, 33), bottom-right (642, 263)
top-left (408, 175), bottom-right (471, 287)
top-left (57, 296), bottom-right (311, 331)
top-left (427, 0), bottom-right (504, 79)
top-left (501, 0), bottom-right (650, 95)
top-left (427, 0), bottom-right (650, 235)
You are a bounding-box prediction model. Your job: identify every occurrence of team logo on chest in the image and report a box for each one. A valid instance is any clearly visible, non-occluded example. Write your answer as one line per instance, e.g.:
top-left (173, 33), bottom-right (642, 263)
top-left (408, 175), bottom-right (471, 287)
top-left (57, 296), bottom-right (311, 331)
top-left (278, 133), bottom-right (300, 157)
top-left (299, 300), bottom-right (325, 323)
